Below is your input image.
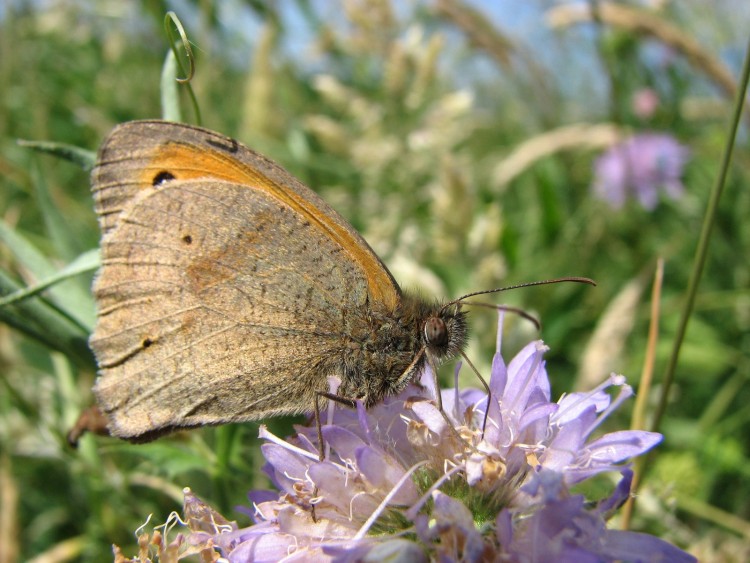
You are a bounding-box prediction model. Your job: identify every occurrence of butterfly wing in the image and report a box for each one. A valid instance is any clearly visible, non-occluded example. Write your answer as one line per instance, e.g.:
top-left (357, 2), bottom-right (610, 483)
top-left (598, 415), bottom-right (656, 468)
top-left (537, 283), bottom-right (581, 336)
top-left (90, 121), bottom-right (401, 441)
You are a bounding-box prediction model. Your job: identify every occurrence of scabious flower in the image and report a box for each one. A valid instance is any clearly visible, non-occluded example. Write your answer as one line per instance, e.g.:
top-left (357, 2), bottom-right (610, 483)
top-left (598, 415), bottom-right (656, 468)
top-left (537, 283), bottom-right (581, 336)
top-left (143, 315), bottom-right (695, 562)
top-left (592, 133), bottom-right (690, 210)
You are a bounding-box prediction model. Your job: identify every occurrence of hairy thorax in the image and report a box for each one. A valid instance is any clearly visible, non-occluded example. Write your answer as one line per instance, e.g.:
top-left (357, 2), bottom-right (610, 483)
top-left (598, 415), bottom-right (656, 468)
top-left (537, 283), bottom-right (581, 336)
top-left (335, 293), bottom-right (468, 406)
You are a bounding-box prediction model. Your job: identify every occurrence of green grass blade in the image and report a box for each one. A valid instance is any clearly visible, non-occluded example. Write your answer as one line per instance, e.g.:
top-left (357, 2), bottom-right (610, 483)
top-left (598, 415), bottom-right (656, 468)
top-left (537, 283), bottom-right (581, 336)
top-left (0, 221), bottom-right (96, 330)
top-left (651, 36), bottom-right (750, 433)
top-left (16, 139), bottom-right (97, 171)
top-left (0, 270), bottom-right (94, 368)
top-left (161, 48), bottom-right (182, 122)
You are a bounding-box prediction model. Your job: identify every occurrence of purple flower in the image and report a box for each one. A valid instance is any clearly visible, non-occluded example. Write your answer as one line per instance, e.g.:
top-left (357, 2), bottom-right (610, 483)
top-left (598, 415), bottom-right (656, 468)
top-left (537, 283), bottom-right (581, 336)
top-left (592, 133), bottom-right (690, 210)
top-left (498, 469), bottom-right (697, 563)
top-left (153, 314), bottom-right (694, 562)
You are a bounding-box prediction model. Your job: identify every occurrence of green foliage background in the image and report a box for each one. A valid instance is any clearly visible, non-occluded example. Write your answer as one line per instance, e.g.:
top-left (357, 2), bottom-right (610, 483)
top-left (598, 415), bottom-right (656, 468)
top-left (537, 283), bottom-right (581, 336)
top-left (0, 1), bottom-right (748, 561)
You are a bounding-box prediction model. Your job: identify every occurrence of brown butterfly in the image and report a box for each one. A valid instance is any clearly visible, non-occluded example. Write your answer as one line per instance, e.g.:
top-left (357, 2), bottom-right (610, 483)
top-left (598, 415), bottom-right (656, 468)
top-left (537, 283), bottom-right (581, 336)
top-left (88, 120), bottom-right (471, 442)
top-left (86, 120), bottom-right (593, 444)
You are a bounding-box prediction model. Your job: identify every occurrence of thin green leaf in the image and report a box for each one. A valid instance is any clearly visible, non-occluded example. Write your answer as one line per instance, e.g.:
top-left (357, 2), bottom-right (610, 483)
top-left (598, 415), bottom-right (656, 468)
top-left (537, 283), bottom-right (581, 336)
top-left (17, 139), bottom-right (96, 171)
top-left (0, 222), bottom-right (96, 330)
top-left (0, 248), bottom-right (99, 310)
top-left (161, 48), bottom-right (182, 122)
top-left (652, 36), bottom-right (750, 433)
top-left (163, 11), bottom-right (201, 124)
top-left (29, 160), bottom-right (82, 262)
top-left (0, 270), bottom-right (93, 368)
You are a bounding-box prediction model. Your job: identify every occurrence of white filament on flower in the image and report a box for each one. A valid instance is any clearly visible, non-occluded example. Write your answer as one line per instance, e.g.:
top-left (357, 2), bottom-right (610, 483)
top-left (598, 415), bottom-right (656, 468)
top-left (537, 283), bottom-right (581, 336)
top-left (405, 462), bottom-right (464, 521)
top-left (495, 311), bottom-right (506, 354)
top-left (154, 510), bottom-right (187, 541)
top-left (259, 425), bottom-right (319, 461)
top-left (353, 460), bottom-right (430, 540)
top-left (552, 372), bottom-right (624, 426)
top-left (286, 468), bottom-right (311, 488)
top-left (348, 490), bottom-right (369, 521)
top-left (283, 537), bottom-right (301, 560)
top-left (356, 400), bottom-right (373, 444)
top-left (134, 513), bottom-right (153, 538)
top-left (452, 362), bottom-right (462, 421)
top-left (326, 376), bottom-right (342, 460)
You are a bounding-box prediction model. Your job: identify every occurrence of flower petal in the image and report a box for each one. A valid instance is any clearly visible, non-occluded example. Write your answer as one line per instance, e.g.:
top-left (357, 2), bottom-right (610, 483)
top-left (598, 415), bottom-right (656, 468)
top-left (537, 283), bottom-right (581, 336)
top-left (586, 430), bottom-right (663, 463)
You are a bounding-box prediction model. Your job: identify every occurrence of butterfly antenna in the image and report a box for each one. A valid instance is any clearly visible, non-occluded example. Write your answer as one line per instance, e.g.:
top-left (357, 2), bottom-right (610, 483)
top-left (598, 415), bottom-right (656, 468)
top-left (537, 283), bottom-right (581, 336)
top-left (457, 350), bottom-right (491, 437)
top-left (440, 276), bottom-right (595, 437)
top-left (425, 350), bottom-right (482, 455)
top-left (461, 302), bottom-right (541, 331)
top-left (441, 276), bottom-right (595, 313)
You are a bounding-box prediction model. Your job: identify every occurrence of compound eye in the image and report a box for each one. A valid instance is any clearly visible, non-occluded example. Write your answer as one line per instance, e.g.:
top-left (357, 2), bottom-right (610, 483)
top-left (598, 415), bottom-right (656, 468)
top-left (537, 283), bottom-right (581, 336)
top-left (423, 317), bottom-right (448, 347)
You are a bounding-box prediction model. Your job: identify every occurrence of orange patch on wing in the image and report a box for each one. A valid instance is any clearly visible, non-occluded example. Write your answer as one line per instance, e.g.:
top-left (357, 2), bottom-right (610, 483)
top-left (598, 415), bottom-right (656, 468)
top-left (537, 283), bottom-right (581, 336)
top-left (143, 142), bottom-right (399, 310)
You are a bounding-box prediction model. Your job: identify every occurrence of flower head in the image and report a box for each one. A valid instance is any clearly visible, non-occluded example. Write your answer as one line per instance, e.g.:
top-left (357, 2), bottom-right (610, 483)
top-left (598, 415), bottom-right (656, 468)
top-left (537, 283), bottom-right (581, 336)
top-left (164, 315), bottom-right (694, 562)
top-left (592, 132), bottom-right (690, 210)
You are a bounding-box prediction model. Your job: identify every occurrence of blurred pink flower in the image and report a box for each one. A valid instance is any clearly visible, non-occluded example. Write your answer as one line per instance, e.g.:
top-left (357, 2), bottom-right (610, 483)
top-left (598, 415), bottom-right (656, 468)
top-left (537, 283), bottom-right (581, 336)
top-left (632, 88), bottom-right (660, 119)
top-left (592, 132), bottom-right (690, 210)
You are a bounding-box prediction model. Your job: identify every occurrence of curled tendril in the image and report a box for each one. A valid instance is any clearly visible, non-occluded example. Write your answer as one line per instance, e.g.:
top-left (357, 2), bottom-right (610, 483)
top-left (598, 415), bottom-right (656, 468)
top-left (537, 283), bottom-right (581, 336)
top-left (163, 11), bottom-right (201, 124)
top-left (164, 11), bottom-right (194, 83)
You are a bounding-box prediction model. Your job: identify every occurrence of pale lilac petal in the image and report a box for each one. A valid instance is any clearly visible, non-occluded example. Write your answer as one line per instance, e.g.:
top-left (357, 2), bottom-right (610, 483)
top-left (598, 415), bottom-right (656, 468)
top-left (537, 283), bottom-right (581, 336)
top-left (438, 387), bottom-right (463, 424)
top-left (460, 387), bottom-right (486, 410)
top-left (323, 539), bottom-right (427, 563)
top-left (308, 462), bottom-right (379, 517)
top-left (555, 390), bottom-right (610, 423)
top-left (409, 400), bottom-right (447, 435)
top-left (424, 492), bottom-right (486, 560)
top-left (226, 532), bottom-right (301, 563)
top-left (242, 491), bottom-right (279, 522)
top-left (362, 539), bottom-right (427, 562)
top-left (484, 353), bottom-right (508, 444)
top-left (261, 443), bottom-right (313, 496)
top-left (519, 401), bottom-right (557, 431)
top-left (521, 468), bottom-right (566, 501)
top-left (586, 430), bottom-right (663, 463)
top-left (600, 530), bottom-right (697, 562)
top-left (355, 447), bottom-right (418, 504)
top-left (464, 443), bottom-right (505, 487)
top-left (598, 469), bottom-right (633, 517)
top-left (464, 452), bottom-right (485, 486)
top-left (322, 425), bottom-right (367, 463)
top-left (489, 351), bottom-right (508, 397)
top-left (495, 509), bottom-right (513, 546)
top-left (504, 341), bottom-right (549, 413)
top-left (541, 419), bottom-right (585, 471)
top-left (356, 401), bottom-right (372, 443)
top-left (277, 506), bottom-right (351, 539)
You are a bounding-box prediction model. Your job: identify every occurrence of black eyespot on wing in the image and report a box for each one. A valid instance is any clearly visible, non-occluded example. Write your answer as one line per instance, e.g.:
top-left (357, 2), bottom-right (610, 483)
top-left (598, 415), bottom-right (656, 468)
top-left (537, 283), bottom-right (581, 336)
top-left (182, 234), bottom-right (193, 245)
top-left (142, 337), bottom-right (154, 349)
top-left (153, 171), bottom-right (176, 186)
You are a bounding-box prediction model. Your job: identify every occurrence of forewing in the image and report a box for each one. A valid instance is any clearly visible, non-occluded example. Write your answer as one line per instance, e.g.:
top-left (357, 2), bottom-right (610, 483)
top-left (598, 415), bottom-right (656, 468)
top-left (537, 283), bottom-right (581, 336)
top-left (91, 120), bottom-right (400, 308)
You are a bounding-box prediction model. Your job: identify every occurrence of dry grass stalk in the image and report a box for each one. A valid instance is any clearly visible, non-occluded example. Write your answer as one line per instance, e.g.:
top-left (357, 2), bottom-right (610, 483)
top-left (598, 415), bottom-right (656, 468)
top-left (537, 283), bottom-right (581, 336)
top-left (546, 3), bottom-right (743, 108)
top-left (492, 122), bottom-right (623, 189)
top-left (434, 0), bottom-right (515, 68)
